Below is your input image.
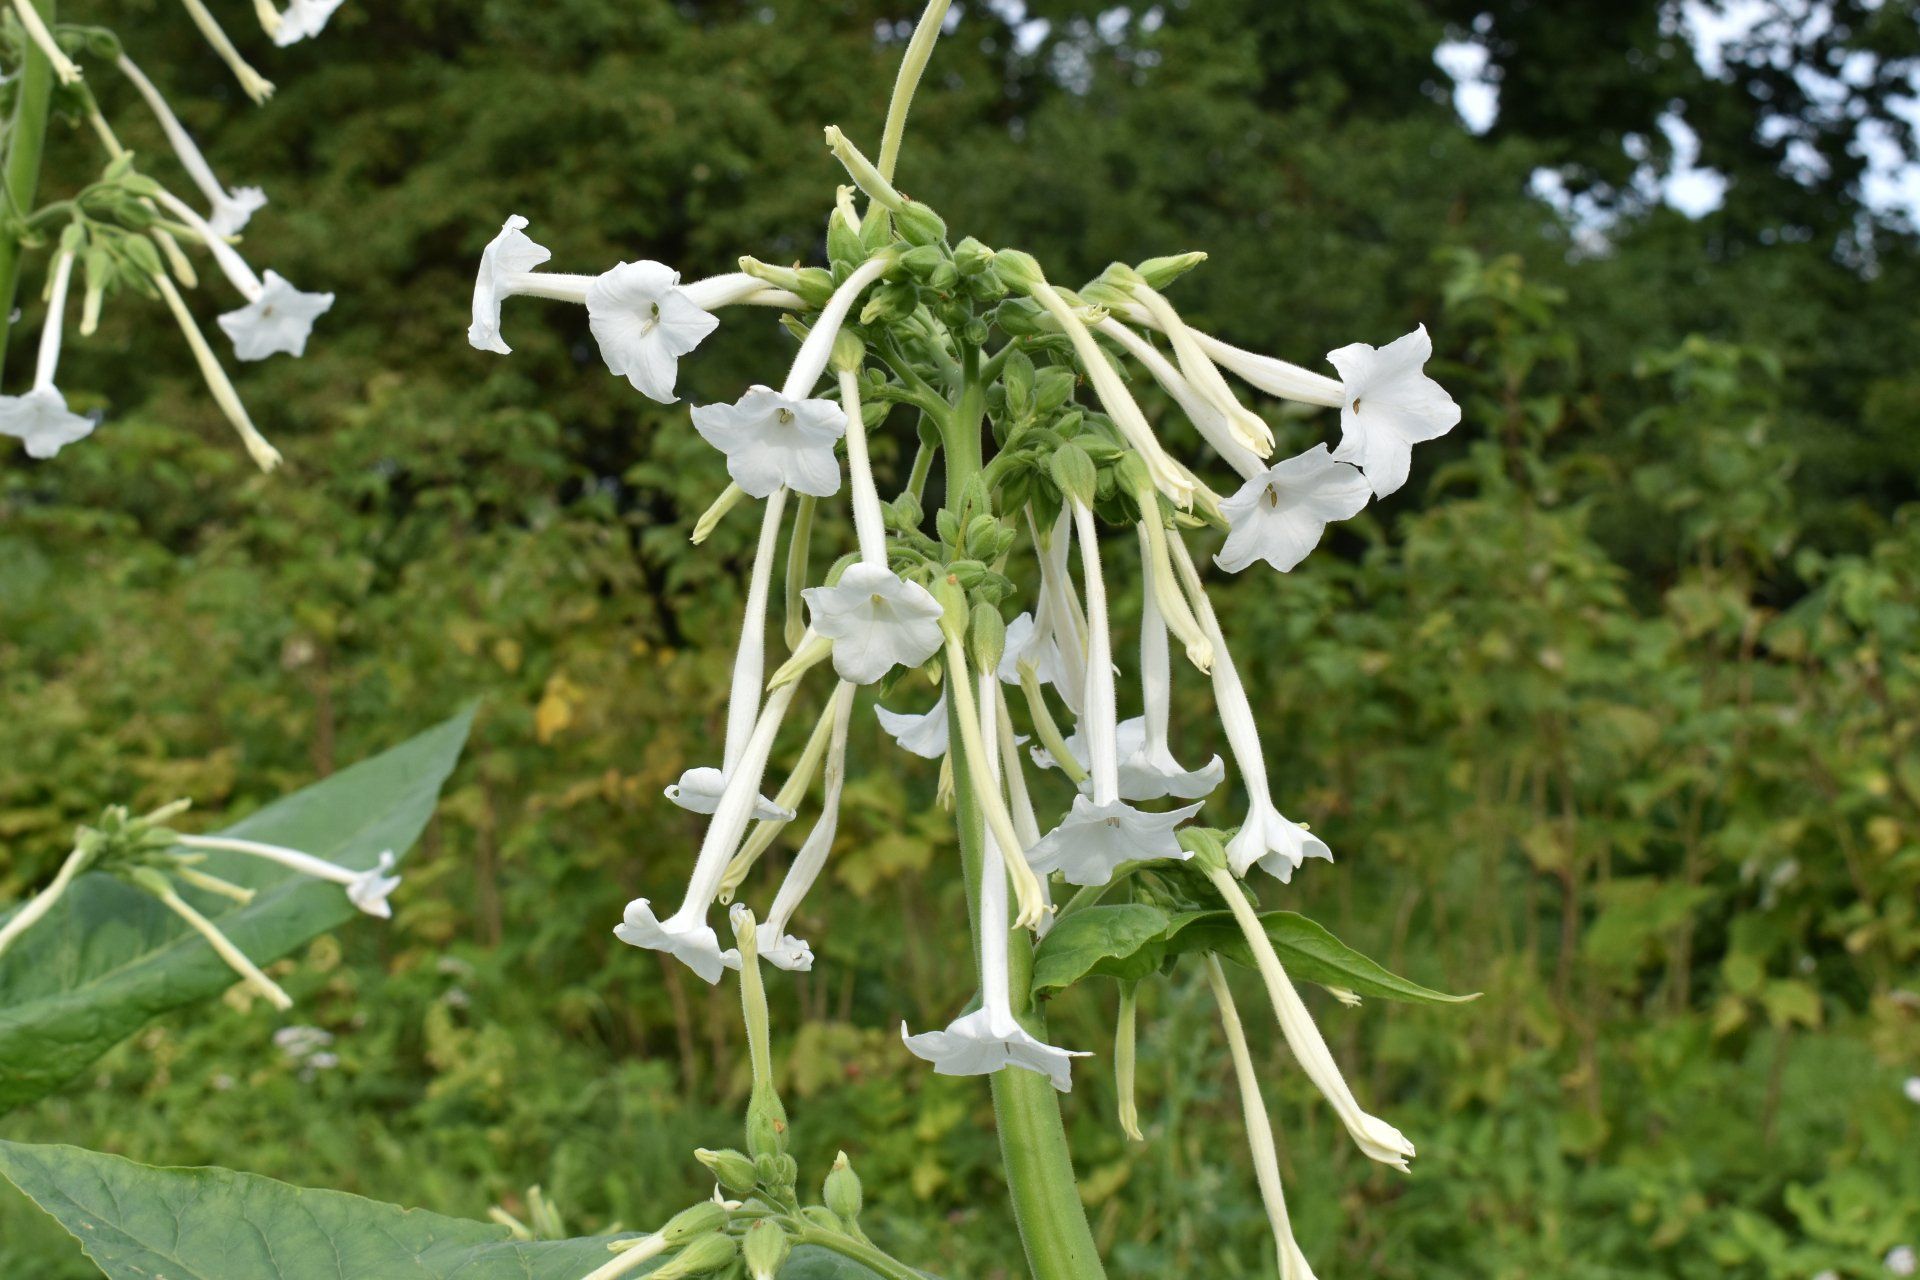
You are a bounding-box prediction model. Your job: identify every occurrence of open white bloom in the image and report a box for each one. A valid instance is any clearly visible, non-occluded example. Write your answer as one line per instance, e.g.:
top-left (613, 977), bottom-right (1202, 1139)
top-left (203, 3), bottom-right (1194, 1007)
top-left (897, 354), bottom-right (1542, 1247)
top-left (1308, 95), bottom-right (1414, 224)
top-left (271, 0), bottom-right (344, 45)
top-left (803, 563), bottom-right (944, 685)
top-left (996, 612), bottom-right (1069, 689)
top-left (172, 834), bottom-right (403, 918)
top-left (692, 388), bottom-right (845, 498)
top-left (1033, 718), bottom-right (1219, 803)
top-left (1216, 444), bottom-right (1371, 574)
top-left (468, 215), bottom-right (553, 354)
top-left (586, 261), bottom-right (720, 401)
top-left (876, 698), bottom-right (948, 760)
top-left (117, 56), bottom-right (267, 236)
top-left (1888, 1246), bottom-right (1917, 1277)
top-left (218, 270), bottom-right (337, 361)
top-left (903, 675), bottom-right (1088, 1089)
top-left (668, 490), bottom-right (794, 823)
top-left (619, 682), bottom-right (800, 983)
top-left (1327, 325), bottom-right (1462, 498)
top-left (0, 253), bottom-right (96, 460)
top-left (1169, 537), bottom-right (1332, 882)
top-left (751, 681), bottom-right (858, 972)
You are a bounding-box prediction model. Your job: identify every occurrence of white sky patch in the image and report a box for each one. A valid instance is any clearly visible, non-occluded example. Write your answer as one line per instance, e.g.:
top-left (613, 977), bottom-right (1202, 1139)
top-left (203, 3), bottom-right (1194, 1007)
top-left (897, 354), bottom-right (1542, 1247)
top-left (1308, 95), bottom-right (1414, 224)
top-left (1435, 38), bottom-right (1499, 135)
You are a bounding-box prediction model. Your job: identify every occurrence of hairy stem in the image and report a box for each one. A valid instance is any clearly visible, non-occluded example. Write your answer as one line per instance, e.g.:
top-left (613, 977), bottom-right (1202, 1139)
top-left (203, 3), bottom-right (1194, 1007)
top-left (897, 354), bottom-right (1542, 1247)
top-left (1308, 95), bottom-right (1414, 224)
top-left (0, 0), bottom-right (57, 372)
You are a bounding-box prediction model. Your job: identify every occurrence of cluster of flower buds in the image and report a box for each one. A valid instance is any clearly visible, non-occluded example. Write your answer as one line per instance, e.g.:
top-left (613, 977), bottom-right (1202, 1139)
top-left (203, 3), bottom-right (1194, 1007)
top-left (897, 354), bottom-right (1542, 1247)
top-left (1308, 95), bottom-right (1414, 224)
top-left (474, 105), bottom-right (1457, 1276)
top-left (0, 15), bottom-right (339, 467)
top-left (0, 799), bottom-right (401, 1009)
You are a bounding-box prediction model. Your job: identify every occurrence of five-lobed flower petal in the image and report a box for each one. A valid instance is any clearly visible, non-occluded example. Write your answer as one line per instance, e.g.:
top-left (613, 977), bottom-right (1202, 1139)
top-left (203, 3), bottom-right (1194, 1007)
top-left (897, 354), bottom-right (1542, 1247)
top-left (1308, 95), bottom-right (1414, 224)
top-left (469, 215), bottom-right (550, 355)
top-left (614, 898), bottom-right (731, 985)
top-left (1229, 803), bottom-right (1334, 883)
top-left (207, 186), bottom-right (268, 238)
top-left (345, 850), bottom-right (402, 918)
top-left (665, 765), bottom-right (794, 823)
top-left (1216, 443), bottom-right (1371, 574)
top-left (217, 270), bottom-right (336, 362)
top-left (802, 563), bottom-right (944, 685)
top-left (900, 1007), bottom-right (1084, 1092)
top-left (0, 387), bottom-right (95, 459)
top-left (1326, 325), bottom-right (1461, 498)
top-left (585, 260), bottom-right (720, 402)
top-left (271, 0), bottom-right (344, 45)
top-left (875, 698), bottom-right (949, 759)
top-left (692, 386), bottom-right (846, 498)
top-left (1027, 794), bottom-right (1202, 886)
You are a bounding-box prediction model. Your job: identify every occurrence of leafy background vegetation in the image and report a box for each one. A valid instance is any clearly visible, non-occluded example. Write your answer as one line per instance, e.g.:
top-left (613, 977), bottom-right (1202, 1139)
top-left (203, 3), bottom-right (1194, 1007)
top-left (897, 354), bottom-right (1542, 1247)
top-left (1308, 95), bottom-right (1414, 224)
top-left (3, 1), bottom-right (1918, 1276)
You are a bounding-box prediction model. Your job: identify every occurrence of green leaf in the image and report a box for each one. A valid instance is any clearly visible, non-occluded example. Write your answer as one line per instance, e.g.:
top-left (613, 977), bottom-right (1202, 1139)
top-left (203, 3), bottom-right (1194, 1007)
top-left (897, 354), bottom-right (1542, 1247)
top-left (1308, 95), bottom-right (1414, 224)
top-left (0, 707), bottom-right (475, 1113)
top-left (1169, 910), bottom-right (1480, 1005)
top-left (0, 1140), bottom-right (897, 1279)
top-left (1029, 903), bottom-right (1174, 996)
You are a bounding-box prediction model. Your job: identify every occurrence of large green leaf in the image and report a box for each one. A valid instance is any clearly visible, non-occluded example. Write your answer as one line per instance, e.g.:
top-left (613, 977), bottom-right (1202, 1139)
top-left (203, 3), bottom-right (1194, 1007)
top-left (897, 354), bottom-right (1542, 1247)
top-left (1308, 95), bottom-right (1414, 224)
top-left (0, 1140), bottom-right (892, 1279)
top-left (1030, 901), bottom-right (1476, 1005)
top-left (0, 708), bottom-right (475, 1112)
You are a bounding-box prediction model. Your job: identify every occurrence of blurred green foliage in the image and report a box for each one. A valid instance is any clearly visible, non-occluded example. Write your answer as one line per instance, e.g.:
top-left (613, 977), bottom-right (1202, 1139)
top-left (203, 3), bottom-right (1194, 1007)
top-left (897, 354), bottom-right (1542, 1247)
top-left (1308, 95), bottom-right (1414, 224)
top-left (2, 2), bottom-right (1917, 1277)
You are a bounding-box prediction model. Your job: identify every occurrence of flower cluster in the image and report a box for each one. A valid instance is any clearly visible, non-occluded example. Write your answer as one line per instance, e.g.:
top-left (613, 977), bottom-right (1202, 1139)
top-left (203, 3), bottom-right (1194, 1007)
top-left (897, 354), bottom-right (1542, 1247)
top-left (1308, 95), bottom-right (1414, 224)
top-left (473, 107), bottom-right (1457, 1276)
top-left (1, 12), bottom-right (343, 468)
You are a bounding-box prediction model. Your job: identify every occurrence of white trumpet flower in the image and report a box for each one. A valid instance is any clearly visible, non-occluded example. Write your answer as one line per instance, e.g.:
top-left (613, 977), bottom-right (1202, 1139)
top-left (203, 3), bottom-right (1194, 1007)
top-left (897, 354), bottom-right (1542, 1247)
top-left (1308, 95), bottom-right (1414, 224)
top-left (1169, 537), bottom-right (1332, 883)
top-left (803, 563), bottom-right (944, 685)
top-left (668, 489), bottom-right (795, 824)
top-left (751, 681), bottom-right (858, 972)
top-left (154, 190), bottom-right (334, 362)
top-left (692, 388), bottom-right (845, 499)
top-left (468, 215), bottom-right (559, 355)
top-left (586, 261), bottom-right (720, 402)
top-left (0, 252), bottom-right (96, 460)
top-left (875, 698), bottom-right (948, 760)
top-left (1327, 326), bottom-right (1461, 498)
top-left (172, 834), bottom-right (403, 918)
top-left (996, 612), bottom-right (1070, 691)
top-left (903, 674), bottom-right (1088, 1089)
top-left (618, 682), bottom-right (800, 983)
top-left (117, 56), bottom-right (266, 236)
top-left (149, 271), bottom-right (282, 471)
top-left (270, 0), bottom-right (344, 45)
top-left (1028, 501), bottom-right (1200, 885)
top-left (1216, 444), bottom-right (1371, 574)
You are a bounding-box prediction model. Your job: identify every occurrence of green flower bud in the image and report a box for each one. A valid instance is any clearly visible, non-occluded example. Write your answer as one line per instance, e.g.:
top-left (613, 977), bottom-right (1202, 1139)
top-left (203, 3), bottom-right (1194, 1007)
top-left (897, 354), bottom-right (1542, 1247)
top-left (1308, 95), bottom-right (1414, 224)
top-left (965, 267), bottom-right (1009, 303)
top-left (742, 1221), bottom-right (792, 1280)
top-left (860, 281), bottom-right (918, 326)
top-left (947, 559), bottom-right (988, 589)
top-left (654, 1232), bottom-right (739, 1280)
top-left (899, 243), bottom-right (946, 276)
top-left (693, 1148), bottom-right (759, 1197)
top-left (1034, 365), bottom-right (1078, 414)
top-left (963, 513), bottom-right (1000, 556)
top-left (827, 202), bottom-right (865, 269)
top-left (830, 328), bottom-right (866, 373)
top-left (1003, 348), bottom-right (1037, 417)
top-left (739, 257), bottom-right (835, 308)
top-left (659, 1201), bottom-right (730, 1244)
top-left (823, 126), bottom-right (904, 212)
top-left (799, 1206), bottom-right (843, 1233)
top-left (746, 1093), bottom-right (789, 1161)
top-left (893, 200), bottom-right (947, 247)
top-left (1113, 451), bottom-right (1153, 500)
top-left (927, 260), bottom-right (959, 292)
top-left (969, 602), bottom-right (1006, 674)
top-left (960, 315), bottom-right (990, 346)
top-left (1177, 826), bottom-right (1232, 874)
top-left (1135, 251), bottom-right (1208, 290)
top-left (935, 508), bottom-right (962, 548)
top-left (931, 575), bottom-right (970, 638)
top-left (1050, 444), bottom-right (1098, 507)
top-left (822, 1151), bottom-right (864, 1224)
top-left (952, 236), bottom-right (993, 275)
top-left (992, 248), bottom-right (1045, 291)
top-left (992, 298), bottom-right (1048, 338)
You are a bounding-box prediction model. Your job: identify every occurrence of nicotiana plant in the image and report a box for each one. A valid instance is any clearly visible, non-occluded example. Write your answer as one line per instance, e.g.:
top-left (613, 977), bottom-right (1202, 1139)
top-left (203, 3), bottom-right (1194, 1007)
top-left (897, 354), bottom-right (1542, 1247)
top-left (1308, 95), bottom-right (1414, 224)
top-left (0, 0), bottom-right (343, 468)
top-left (465, 3), bottom-right (1471, 1276)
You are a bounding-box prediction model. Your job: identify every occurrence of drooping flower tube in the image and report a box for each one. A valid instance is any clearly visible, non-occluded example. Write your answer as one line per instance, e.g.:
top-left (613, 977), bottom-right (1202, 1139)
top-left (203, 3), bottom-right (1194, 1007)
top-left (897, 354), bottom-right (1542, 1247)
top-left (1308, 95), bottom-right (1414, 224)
top-left (1327, 325), bottom-right (1462, 497)
top-left (1201, 857), bottom-right (1416, 1171)
top-left (1097, 317), bottom-right (1264, 482)
top-left (1118, 525), bottom-right (1224, 801)
top-left (1021, 507), bottom-right (1088, 716)
top-left (177, 0), bottom-right (275, 103)
top-left (1215, 443), bottom-right (1371, 575)
top-left (617, 679), bottom-right (802, 983)
top-left (170, 834), bottom-right (403, 918)
top-left (116, 56), bottom-right (266, 236)
top-left (1203, 955), bottom-right (1320, 1279)
top-left (715, 692), bottom-right (843, 904)
top-left (147, 270), bottom-right (282, 471)
top-left (0, 251), bottom-right (96, 460)
top-left (1028, 499), bottom-right (1200, 885)
top-left (9, 0), bottom-right (80, 85)
top-left (1125, 280), bottom-right (1275, 458)
top-left (902, 672), bottom-right (1088, 1089)
top-left (666, 489), bottom-right (796, 824)
top-left (153, 190), bottom-right (335, 361)
top-left (1118, 304), bottom-right (1345, 409)
top-left (749, 680), bottom-right (858, 972)
top-left (1168, 536), bottom-right (1331, 882)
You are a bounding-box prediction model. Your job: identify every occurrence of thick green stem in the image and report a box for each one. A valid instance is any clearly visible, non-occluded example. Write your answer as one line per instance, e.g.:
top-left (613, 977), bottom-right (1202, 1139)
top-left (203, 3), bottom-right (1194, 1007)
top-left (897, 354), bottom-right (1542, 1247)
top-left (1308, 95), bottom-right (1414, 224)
top-left (0, 0), bottom-right (58, 373)
top-left (942, 354), bottom-right (1104, 1272)
top-left (794, 1225), bottom-right (925, 1280)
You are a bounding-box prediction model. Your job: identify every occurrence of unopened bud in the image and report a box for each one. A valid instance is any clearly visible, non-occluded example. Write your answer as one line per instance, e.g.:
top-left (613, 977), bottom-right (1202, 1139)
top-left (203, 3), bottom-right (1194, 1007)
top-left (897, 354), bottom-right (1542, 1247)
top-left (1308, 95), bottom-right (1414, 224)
top-left (653, 1232), bottom-right (738, 1280)
top-left (893, 201), bottom-right (947, 248)
top-left (969, 602), bottom-right (1006, 674)
top-left (742, 1221), bottom-right (791, 1280)
top-left (1002, 348), bottom-right (1036, 417)
top-left (1135, 251), bottom-right (1208, 291)
top-left (822, 1151), bottom-right (863, 1224)
top-left (1177, 827), bottom-right (1231, 874)
top-left (823, 126), bottom-right (903, 212)
top-left (693, 1148), bottom-right (758, 1197)
top-left (1050, 444), bottom-right (1098, 507)
top-left (659, 1201), bottom-right (729, 1244)
top-left (992, 248), bottom-right (1044, 291)
top-left (952, 237), bottom-right (993, 275)
top-left (830, 328), bottom-right (865, 373)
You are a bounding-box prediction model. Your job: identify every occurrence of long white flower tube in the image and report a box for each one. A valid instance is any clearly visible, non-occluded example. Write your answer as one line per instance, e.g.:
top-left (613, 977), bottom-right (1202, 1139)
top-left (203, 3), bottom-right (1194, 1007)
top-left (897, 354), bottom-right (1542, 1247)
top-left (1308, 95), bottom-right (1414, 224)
top-left (171, 834), bottom-right (401, 917)
top-left (117, 56), bottom-right (266, 235)
top-left (0, 252), bottom-right (95, 460)
top-left (1204, 864), bottom-right (1416, 1171)
top-left (1122, 525), bottom-right (1224, 801)
top-left (176, 0), bottom-right (275, 103)
top-left (149, 272), bottom-right (282, 471)
top-left (902, 672), bottom-right (1086, 1088)
top-left (152, 189), bottom-right (334, 361)
top-left (751, 680), bottom-right (858, 971)
top-left (838, 365), bottom-right (888, 567)
top-left (1203, 956), bottom-right (1320, 1279)
top-left (9, 0), bottom-right (80, 84)
top-left (618, 679), bottom-right (802, 983)
top-left (1097, 317), bottom-right (1263, 482)
top-left (1029, 501), bottom-right (1199, 885)
top-left (1168, 536), bottom-right (1331, 882)
top-left (1127, 283), bottom-right (1274, 457)
top-left (667, 489), bottom-right (795, 823)
top-left (1031, 507), bottom-right (1088, 716)
top-left (941, 635), bottom-right (1048, 929)
top-left (1118, 303), bottom-right (1344, 409)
